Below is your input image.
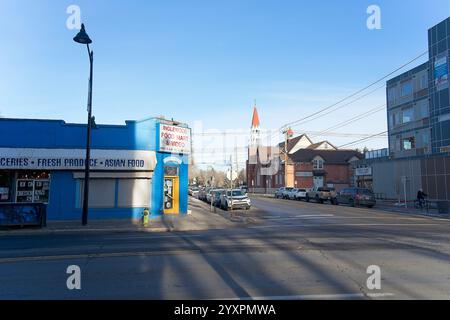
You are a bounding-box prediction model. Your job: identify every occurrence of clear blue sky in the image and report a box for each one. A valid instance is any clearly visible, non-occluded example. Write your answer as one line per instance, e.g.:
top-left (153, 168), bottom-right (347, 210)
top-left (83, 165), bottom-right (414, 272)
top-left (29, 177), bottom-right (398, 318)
top-left (1, 0), bottom-right (449, 161)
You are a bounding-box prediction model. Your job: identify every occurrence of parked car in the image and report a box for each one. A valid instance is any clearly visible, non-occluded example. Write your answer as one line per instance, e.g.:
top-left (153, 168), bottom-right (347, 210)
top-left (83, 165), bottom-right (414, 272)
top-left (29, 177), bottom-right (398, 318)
top-left (293, 188), bottom-right (308, 200)
top-left (189, 187), bottom-right (200, 197)
top-left (275, 187), bottom-right (286, 198)
top-left (287, 188), bottom-right (300, 200)
top-left (275, 187), bottom-right (293, 199)
top-left (336, 187), bottom-right (376, 208)
top-left (198, 187), bottom-right (212, 202)
top-left (206, 188), bottom-right (217, 203)
top-left (220, 189), bottom-right (251, 210)
top-left (211, 189), bottom-right (225, 207)
top-left (306, 187), bottom-right (337, 204)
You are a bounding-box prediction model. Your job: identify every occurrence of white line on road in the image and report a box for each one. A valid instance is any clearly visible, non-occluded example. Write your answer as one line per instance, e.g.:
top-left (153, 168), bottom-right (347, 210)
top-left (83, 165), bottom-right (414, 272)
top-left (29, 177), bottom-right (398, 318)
top-left (250, 223), bottom-right (440, 229)
top-left (262, 214), bottom-right (334, 220)
top-left (217, 292), bottom-right (395, 300)
top-left (103, 234), bottom-right (203, 240)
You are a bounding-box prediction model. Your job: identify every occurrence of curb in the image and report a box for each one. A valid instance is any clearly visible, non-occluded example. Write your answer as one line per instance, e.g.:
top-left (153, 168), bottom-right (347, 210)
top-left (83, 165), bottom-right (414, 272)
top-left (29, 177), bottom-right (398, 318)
top-left (0, 226), bottom-right (173, 236)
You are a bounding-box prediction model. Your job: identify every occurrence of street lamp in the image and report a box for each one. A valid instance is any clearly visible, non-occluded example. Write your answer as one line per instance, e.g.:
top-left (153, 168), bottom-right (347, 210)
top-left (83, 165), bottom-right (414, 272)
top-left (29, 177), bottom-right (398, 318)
top-left (73, 23), bottom-right (93, 226)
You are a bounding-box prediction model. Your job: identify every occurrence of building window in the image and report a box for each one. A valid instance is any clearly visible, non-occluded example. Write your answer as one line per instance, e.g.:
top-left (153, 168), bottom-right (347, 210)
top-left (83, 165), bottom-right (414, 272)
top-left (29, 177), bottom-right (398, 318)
top-left (0, 172), bottom-right (14, 202)
top-left (419, 73), bottom-right (428, 89)
top-left (118, 179), bottom-right (151, 208)
top-left (400, 81), bottom-right (413, 97)
top-left (402, 106), bottom-right (414, 123)
top-left (418, 99), bottom-right (429, 118)
top-left (422, 132), bottom-right (430, 147)
top-left (313, 158), bottom-right (324, 169)
top-left (401, 137), bottom-right (415, 150)
top-left (388, 87), bottom-right (397, 102)
top-left (15, 171), bottom-right (51, 203)
top-left (79, 179), bottom-right (115, 208)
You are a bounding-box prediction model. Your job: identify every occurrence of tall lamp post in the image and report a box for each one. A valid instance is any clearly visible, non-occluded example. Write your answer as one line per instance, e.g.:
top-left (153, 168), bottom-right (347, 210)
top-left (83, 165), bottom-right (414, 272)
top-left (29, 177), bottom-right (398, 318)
top-left (73, 24), bottom-right (93, 226)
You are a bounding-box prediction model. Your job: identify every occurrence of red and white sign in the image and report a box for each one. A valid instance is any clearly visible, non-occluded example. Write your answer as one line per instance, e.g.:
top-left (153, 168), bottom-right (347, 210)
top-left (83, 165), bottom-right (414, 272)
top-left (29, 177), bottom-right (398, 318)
top-left (159, 124), bottom-right (191, 154)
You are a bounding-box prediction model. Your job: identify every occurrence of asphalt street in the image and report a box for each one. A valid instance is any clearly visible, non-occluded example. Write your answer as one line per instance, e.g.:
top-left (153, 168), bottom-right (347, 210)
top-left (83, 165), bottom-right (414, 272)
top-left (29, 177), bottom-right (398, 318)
top-left (1, 195), bottom-right (450, 299)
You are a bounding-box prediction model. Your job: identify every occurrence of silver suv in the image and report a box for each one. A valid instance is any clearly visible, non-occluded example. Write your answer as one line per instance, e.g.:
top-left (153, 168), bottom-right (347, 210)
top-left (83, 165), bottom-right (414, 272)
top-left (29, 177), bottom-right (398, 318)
top-left (220, 189), bottom-right (251, 211)
top-left (275, 187), bottom-right (293, 199)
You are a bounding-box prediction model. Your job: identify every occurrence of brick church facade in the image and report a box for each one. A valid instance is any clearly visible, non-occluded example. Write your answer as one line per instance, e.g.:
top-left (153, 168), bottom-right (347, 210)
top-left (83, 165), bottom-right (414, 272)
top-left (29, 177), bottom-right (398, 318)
top-left (246, 107), bottom-right (362, 193)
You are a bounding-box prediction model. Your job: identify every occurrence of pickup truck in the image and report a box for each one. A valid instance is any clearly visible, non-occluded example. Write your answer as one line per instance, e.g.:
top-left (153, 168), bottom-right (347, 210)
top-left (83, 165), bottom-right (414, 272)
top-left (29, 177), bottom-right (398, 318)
top-left (306, 187), bottom-right (337, 204)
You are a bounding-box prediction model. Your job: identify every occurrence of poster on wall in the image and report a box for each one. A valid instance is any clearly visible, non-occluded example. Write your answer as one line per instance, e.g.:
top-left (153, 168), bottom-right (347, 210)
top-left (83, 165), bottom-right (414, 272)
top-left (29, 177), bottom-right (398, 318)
top-left (434, 56), bottom-right (448, 90)
top-left (159, 124), bottom-right (191, 154)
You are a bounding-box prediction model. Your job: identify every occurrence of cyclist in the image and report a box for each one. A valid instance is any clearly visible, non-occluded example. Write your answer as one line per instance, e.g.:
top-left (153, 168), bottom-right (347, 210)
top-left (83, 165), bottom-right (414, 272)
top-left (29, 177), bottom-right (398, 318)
top-left (416, 188), bottom-right (428, 209)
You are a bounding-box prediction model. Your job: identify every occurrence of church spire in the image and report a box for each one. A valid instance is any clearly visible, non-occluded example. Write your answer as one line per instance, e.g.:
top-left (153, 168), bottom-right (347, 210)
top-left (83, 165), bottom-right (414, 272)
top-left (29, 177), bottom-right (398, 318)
top-left (251, 103), bottom-right (260, 128)
top-left (250, 101), bottom-right (261, 146)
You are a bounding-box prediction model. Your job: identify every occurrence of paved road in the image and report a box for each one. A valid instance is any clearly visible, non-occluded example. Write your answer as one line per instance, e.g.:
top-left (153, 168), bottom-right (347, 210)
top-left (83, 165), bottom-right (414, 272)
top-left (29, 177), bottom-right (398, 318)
top-left (1, 196), bottom-right (450, 299)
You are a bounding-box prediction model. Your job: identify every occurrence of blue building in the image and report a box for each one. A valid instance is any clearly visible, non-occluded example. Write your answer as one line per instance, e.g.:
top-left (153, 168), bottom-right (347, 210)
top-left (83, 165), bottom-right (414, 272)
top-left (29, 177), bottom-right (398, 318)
top-left (0, 117), bottom-right (191, 220)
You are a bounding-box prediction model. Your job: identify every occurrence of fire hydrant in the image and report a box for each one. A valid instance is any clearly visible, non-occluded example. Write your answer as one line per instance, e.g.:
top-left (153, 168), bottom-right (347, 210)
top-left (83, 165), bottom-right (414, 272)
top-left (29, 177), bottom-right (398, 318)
top-left (142, 208), bottom-right (149, 227)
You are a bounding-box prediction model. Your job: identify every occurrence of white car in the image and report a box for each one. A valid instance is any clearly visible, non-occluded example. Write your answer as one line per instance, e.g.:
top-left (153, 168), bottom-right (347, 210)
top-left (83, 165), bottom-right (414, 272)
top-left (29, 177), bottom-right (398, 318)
top-left (287, 188), bottom-right (300, 200)
top-left (220, 189), bottom-right (251, 210)
top-left (293, 188), bottom-right (308, 200)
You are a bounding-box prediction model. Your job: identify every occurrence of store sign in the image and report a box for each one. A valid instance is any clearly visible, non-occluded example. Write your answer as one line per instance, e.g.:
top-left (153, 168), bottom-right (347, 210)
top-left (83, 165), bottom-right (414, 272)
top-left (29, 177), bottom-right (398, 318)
top-left (0, 148), bottom-right (157, 171)
top-left (434, 56), bottom-right (448, 89)
top-left (355, 167), bottom-right (372, 176)
top-left (159, 124), bottom-right (191, 154)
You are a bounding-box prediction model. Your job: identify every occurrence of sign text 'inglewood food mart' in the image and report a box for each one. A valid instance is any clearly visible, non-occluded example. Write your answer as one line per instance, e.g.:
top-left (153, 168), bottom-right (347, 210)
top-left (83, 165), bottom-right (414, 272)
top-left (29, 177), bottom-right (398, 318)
top-left (159, 124), bottom-right (191, 154)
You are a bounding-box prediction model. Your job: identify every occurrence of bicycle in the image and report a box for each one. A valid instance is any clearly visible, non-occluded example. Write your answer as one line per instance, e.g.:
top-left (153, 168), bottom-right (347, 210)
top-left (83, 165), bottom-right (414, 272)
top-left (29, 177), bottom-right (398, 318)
top-left (414, 198), bottom-right (429, 211)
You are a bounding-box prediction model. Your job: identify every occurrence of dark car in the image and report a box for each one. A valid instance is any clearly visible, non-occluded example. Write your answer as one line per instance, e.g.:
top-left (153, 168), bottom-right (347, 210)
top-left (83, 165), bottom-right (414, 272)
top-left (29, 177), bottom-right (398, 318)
top-left (336, 187), bottom-right (376, 208)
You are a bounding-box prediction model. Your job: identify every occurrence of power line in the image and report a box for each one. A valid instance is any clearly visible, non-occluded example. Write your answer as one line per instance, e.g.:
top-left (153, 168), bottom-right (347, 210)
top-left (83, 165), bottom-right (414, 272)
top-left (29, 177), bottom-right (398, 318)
top-left (287, 84), bottom-right (386, 130)
top-left (280, 50), bottom-right (428, 131)
top-left (311, 103), bottom-right (386, 137)
top-left (338, 130), bottom-right (388, 148)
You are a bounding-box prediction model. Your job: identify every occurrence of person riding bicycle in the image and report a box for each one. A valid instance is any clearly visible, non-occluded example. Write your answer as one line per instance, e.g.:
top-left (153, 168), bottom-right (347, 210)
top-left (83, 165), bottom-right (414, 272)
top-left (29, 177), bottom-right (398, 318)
top-left (416, 189), bottom-right (428, 209)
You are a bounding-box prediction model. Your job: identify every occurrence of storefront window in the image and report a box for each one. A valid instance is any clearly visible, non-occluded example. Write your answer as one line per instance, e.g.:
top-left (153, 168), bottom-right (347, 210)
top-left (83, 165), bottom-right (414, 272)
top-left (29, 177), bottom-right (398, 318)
top-left (0, 172), bottom-right (13, 202)
top-left (16, 179), bottom-right (50, 203)
top-left (16, 171), bottom-right (50, 203)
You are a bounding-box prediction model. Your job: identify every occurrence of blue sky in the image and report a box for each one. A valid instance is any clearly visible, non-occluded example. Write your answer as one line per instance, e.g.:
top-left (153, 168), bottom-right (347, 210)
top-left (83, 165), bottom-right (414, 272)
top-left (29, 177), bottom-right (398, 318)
top-left (1, 0), bottom-right (449, 165)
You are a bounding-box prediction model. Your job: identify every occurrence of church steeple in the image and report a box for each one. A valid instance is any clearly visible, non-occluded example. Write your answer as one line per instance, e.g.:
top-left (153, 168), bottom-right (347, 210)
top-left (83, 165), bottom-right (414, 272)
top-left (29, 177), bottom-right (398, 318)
top-left (251, 106), bottom-right (260, 128)
top-left (250, 102), bottom-right (260, 146)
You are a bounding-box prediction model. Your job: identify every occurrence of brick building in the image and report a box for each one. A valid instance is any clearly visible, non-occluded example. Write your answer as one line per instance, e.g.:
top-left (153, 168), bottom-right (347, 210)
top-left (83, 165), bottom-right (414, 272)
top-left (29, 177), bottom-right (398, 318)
top-left (246, 107), bottom-right (362, 193)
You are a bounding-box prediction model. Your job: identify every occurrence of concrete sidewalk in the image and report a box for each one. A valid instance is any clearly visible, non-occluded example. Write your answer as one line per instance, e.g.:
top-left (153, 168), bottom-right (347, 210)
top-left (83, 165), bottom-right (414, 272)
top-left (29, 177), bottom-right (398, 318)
top-left (0, 199), bottom-right (241, 236)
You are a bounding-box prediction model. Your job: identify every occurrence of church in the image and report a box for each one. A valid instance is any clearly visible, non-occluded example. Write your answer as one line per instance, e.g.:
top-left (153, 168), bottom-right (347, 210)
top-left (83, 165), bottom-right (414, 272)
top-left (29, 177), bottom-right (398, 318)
top-left (246, 106), bottom-right (362, 194)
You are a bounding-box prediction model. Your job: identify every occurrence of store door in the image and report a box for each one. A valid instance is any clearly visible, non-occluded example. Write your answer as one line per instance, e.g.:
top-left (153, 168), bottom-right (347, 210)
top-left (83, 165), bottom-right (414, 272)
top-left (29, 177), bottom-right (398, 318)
top-left (163, 176), bottom-right (179, 214)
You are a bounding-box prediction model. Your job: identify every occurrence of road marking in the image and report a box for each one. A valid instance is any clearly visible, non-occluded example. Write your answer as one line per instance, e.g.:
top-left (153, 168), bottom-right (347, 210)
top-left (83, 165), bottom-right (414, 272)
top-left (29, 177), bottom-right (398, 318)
top-left (103, 234), bottom-right (203, 240)
top-left (251, 223), bottom-right (440, 229)
top-left (217, 292), bottom-right (395, 300)
top-left (262, 214), bottom-right (334, 220)
top-left (0, 249), bottom-right (201, 264)
top-left (260, 217), bottom-right (333, 222)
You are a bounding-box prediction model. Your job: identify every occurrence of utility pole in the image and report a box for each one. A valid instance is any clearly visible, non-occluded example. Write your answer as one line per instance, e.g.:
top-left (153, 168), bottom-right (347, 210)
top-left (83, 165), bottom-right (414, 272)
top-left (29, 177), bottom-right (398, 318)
top-left (210, 174), bottom-right (215, 213)
top-left (235, 142), bottom-right (239, 187)
top-left (230, 155), bottom-right (233, 210)
top-left (284, 129), bottom-right (288, 187)
top-left (282, 127), bottom-right (292, 187)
